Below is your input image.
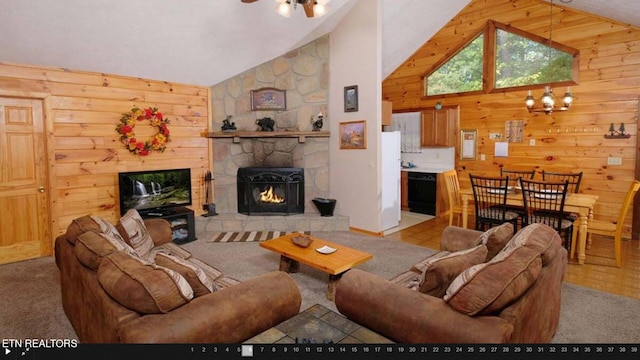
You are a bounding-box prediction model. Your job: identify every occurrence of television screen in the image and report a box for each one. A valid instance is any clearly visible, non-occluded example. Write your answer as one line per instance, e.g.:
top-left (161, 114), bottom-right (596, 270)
top-left (118, 168), bottom-right (192, 215)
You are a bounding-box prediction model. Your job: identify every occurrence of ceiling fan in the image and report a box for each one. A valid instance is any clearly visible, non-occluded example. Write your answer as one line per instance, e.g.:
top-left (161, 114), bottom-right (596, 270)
top-left (241, 0), bottom-right (323, 18)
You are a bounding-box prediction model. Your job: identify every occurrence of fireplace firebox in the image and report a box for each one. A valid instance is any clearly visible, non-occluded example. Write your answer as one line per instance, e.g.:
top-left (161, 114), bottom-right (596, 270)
top-left (237, 167), bottom-right (304, 215)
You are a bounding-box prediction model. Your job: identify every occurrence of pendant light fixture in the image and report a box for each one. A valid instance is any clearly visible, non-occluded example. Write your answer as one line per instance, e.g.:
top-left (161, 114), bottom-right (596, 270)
top-left (525, 0), bottom-right (573, 114)
top-left (276, 0), bottom-right (327, 18)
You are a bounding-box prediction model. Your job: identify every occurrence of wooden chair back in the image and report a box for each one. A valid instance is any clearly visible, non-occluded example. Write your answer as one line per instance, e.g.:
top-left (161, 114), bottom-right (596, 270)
top-left (442, 169), bottom-right (462, 226)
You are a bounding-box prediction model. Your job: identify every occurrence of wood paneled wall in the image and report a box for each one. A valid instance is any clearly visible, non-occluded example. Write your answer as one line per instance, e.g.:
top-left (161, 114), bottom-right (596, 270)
top-left (0, 62), bottom-right (211, 238)
top-left (383, 0), bottom-right (640, 235)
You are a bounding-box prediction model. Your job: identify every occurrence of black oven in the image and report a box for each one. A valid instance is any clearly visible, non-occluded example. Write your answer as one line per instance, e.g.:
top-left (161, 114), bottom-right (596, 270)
top-left (407, 172), bottom-right (437, 215)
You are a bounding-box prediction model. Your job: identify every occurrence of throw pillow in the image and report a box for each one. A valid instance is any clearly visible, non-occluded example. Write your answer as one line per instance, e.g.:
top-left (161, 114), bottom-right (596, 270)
top-left (444, 244), bottom-right (542, 316)
top-left (91, 215), bottom-right (127, 244)
top-left (412, 251), bottom-right (451, 273)
top-left (75, 230), bottom-right (138, 271)
top-left (477, 222), bottom-right (514, 261)
top-left (65, 215), bottom-right (100, 245)
top-left (418, 245), bottom-right (488, 298)
top-left (501, 223), bottom-right (562, 265)
top-left (97, 251), bottom-right (193, 314)
top-left (117, 209), bottom-right (155, 261)
top-left (154, 252), bottom-right (217, 297)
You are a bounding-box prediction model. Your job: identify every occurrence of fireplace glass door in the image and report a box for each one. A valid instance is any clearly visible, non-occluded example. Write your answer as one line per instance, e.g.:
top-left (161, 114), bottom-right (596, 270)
top-left (237, 167), bottom-right (304, 215)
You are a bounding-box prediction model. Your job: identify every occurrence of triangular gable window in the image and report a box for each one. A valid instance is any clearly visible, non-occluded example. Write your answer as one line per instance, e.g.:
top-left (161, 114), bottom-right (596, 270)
top-left (423, 21), bottom-right (578, 98)
top-left (495, 28), bottom-right (574, 89)
top-left (426, 34), bottom-right (484, 96)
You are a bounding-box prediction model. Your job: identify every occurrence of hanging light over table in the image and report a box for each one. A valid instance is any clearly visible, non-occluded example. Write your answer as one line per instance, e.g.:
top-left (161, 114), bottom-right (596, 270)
top-left (525, 0), bottom-right (574, 114)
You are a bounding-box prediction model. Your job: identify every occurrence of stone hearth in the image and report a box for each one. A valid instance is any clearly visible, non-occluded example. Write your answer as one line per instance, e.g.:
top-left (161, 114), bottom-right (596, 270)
top-left (195, 213), bottom-right (349, 235)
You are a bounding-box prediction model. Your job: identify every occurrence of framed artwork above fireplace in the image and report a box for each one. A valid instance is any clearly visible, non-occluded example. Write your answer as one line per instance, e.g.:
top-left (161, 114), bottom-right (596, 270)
top-left (251, 87), bottom-right (286, 111)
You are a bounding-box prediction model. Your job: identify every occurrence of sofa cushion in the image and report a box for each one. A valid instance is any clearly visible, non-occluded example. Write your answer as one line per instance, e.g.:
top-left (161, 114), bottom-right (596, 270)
top-left (154, 252), bottom-right (217, 297)
top-left (65, 215), bottom-right (101, 245)
top-left (212, 276), bottom-right (242, 290)
top-left (97, 251), bottom-right (193, 314)
top-left (477, 222), bottom-right (514, 261)
top-left (117, 209), bottom-right (155, 261)
top-left (418, 245), bottom-right (488, 298)
top-left (389, 270), bottom-right (422, 291)
top-left (153, 242), bottom-right (192, 260)
top-left (444, 244), bottom-right (542, 316)
top-left (75, 230), bottom-right (138, 271)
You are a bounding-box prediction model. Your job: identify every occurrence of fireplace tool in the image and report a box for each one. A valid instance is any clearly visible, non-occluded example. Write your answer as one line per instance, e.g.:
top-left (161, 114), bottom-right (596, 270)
top-left (202, 170), bottom-right (218, 217)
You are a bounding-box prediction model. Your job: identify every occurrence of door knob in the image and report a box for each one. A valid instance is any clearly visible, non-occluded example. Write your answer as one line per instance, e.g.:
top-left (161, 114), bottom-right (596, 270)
top-left (38, 186), bottom-right (45, 193)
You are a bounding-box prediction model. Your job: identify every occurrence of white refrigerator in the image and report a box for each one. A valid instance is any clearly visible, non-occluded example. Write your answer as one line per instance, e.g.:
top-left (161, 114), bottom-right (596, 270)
top-left (381, 131), bottom-right (402, 231)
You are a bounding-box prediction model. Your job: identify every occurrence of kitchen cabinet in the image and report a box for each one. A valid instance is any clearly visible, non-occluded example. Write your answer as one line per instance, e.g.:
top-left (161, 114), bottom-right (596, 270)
top-left (420, 106), bottom-right (459, 147)
top-left (382, 100), bottom-right (393, 126)
top-left (401, 171), bottom-right (409, 211)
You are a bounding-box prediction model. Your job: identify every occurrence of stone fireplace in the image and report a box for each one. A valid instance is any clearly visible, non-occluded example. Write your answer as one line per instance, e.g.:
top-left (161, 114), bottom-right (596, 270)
top-left (237, 167), bottom-right (304, 215)
top-left (199, 136), bottom-right (349, 233)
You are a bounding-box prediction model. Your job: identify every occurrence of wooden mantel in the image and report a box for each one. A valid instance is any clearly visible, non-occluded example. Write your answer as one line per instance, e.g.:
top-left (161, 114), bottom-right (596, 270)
top-left (205, 131), bottom-right (330, 143)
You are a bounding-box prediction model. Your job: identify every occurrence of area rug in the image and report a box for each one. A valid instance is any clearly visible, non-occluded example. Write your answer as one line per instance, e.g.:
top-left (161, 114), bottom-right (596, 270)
top-left (207, 230), bottom-right (310, 243)
top-left (1, 230), bottom-right (639, 343)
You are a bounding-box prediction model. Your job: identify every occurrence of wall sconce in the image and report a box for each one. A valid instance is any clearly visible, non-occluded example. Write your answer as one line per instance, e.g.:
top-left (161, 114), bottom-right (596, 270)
top-left (311, 112), bottom-right (324, 131)
top-left (604, 123), bottom-right (630, 139)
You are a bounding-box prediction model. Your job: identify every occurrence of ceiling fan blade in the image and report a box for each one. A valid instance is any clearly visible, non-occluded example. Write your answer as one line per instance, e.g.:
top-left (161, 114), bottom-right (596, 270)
top-left (302, 1), bottom-right (315, 17)
top-left (241, 0), bottom-right (259, 3)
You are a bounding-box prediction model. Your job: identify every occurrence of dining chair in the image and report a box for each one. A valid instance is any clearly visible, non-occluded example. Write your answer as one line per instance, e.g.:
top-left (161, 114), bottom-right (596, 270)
top-left (500, 168), bottom-right (536, 188)
top-left (442, 169), bottom-right (464, 226)
top-left (542, 170), bottom-right (584, 232)
top-left (519, 178), bottom-right (573, 250)
top-left (542, 170), bottom-right (583, 193)
top-left (500, 168), bottom-right (536, 224)
top-left (575, 180), bottom-right (640, 267)
top-left (469, 174), bottom-right (520, 231)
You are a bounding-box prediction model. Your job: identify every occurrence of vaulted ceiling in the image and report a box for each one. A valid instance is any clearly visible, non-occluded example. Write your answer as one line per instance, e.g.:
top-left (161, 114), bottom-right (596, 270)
top-left (0, 0), bottom-right (638, 87)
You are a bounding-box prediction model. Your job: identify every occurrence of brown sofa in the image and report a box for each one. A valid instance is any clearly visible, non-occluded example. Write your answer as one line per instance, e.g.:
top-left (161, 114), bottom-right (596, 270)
top-left (334, 223), bottom-right (567, 343)
top-left (55, 214), bottom-right (302, 343)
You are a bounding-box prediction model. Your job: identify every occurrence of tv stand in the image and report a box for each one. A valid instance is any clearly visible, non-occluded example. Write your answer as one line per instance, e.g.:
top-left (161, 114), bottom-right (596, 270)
top-left (141, 207), bottom-right (196, 244)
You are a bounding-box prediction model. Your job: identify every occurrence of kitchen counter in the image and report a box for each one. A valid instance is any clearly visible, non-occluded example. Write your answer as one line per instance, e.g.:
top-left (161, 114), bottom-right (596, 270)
top-left (401, 166), bottom-right (453, 174)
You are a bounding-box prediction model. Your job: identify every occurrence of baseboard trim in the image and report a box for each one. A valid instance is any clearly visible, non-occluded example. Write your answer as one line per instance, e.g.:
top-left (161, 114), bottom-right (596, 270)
top-left (349, 227), bottom-right (383, 237)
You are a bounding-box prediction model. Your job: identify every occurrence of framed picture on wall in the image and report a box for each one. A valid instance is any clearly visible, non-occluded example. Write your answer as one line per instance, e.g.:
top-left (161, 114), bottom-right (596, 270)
top-left (250, 87), bottom-right (286, 111)
top-left (339, 120), bottom-right (366, 149)
top-left (344, 85), bottom-right (358, 112)
top-left (460, 129), bottom-right (477, 160)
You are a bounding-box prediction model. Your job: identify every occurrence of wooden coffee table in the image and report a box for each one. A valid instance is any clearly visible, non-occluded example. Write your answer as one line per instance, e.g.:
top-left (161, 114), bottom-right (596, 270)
top-left (259, 233), bottom-right (373, 301)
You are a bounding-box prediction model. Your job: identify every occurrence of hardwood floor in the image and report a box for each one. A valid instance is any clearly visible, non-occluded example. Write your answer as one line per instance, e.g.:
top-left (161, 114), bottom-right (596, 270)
top-left (384, 216), bottom-right (640, 300)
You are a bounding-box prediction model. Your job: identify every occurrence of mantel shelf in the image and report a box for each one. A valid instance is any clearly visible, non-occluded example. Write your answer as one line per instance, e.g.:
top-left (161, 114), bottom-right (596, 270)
top-left (205, 131), bottom-right (330, 143)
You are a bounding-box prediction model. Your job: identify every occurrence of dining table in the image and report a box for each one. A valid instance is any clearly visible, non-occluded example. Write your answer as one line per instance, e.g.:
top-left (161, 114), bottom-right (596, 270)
top-left (459, 187), bottom-right (599, 265)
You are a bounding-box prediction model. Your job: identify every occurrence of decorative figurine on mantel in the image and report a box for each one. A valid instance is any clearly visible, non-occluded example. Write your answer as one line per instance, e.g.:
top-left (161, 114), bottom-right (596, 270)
top-left (311, 112), bottom-right (324, 131)
top-left (256, 117), bottom-right (275, 131)
top-left (221, 115), bottom-right (236, 132)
